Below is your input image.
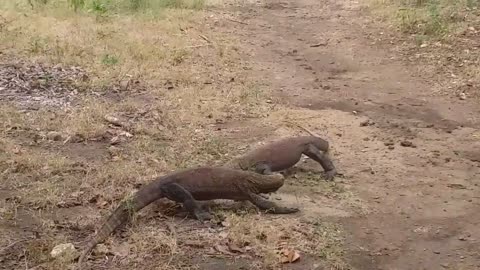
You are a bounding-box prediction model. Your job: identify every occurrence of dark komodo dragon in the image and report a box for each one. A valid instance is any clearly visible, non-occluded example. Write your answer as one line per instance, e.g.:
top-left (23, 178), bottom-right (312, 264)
top-left (224, 135), bottom-right (337, 180)
top-left (77, 166), bottom-right (298, 269)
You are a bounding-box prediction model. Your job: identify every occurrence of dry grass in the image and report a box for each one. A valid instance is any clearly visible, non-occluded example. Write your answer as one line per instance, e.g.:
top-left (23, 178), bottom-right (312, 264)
top-left (369, 0), bottom-right (479, 37)
top-left (222, 214), bottom-right (348, 269)
top-left (0, 1), bottom-right (355, 269)
top-left (366, 0), bottom-right (480, 99)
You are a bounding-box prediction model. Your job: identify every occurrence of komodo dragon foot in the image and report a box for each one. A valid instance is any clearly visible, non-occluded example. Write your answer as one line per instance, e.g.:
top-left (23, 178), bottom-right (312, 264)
top-left (248, 193), bottom-right (299, 214)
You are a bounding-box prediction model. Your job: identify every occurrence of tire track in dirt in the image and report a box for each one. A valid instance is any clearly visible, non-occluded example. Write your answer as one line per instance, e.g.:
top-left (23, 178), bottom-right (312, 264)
top-left (213, 0), bottom-right (480, 269)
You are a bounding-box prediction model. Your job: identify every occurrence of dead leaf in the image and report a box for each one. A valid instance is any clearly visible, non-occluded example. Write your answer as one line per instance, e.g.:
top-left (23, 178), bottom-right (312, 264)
top-left (218, 231), bottom-right (229, 239)
top-left (95, 197), bottom-right (109, 208)
top-left (221, 221), bottom-right (230, 227)
top-left (183, 240), bottom-right (204, 248)
top-left (104, 115), bottom-right (123, 127)
top-left (110, 136), bottom-right (121, 145)
top-left (214, 244), bottom-right (235, 255)
top-left (227, 242), bottom-right (244, 253)
top-left (447, 183), bottom-right (467, 189)
top-left (112, 243), bottom-right (130, 257)
top-left (280, 248), bottom-right (300, 263)
top-left (119, 131), bottom-right (133, 138)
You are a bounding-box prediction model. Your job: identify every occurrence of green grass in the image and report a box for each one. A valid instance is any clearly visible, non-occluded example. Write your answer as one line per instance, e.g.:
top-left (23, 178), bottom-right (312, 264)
top-left (370, 0), bottom-right (479, 37)
top-left (14, 0), bottom-right (206, 12)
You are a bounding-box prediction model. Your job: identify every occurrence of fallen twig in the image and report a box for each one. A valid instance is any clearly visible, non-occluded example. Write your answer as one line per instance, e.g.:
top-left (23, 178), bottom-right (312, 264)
top-left (199, 34), bottom-right (211, 43)
top-left (227, 18), bottom-right (248, 25)
top-left (0, 239), bottom-right (28, 255)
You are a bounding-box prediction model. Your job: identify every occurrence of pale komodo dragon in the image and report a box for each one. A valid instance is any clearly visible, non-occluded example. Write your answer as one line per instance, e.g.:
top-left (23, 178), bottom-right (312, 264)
top-left (77, 166), bottom-right (298, 269)
top-left (224, 135), bottom-right (337, 181)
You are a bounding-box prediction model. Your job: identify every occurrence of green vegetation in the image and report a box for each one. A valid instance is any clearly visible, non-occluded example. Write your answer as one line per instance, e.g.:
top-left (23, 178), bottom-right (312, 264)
top-left (371, 0), bottom-right (479, 37)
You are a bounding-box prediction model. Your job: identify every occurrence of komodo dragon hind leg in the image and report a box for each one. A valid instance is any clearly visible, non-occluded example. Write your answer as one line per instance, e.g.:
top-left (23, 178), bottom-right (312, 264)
top-left (304, 144), bottom-right (337, 181)
top-left (160, 183), bottom-right (212, 221)
top-left (247, 192), bottom-right (299, 214)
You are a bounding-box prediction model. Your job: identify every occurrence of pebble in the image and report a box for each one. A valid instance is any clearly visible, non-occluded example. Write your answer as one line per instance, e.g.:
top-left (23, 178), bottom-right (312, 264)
top-left (360, 119), bottom-right (374, 126)
top-left (94, 244), bottom-right (109, 255)
top-left (50, 243), bottom-right (78, 260)
top-left (46, 131), bottom-right (63, 141)
top-left (400, 140), bottom-right (416, 148)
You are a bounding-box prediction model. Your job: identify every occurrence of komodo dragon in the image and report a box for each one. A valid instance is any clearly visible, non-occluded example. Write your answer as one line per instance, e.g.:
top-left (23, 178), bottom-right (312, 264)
top-left (77, 166), bottom-right (298, 269)
top-left (224, 135), bottom-right (337, 181)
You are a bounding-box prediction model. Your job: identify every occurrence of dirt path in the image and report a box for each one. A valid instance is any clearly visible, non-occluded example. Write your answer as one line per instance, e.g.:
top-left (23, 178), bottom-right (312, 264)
top-left (213, 0), bottom-right (480, 269)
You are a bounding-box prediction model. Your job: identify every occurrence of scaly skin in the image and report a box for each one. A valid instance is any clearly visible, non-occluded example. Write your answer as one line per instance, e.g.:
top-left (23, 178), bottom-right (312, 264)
top-left (224, 136), bottom-right (337, 180)
top-left (77, 166), bottom-right (297, 269)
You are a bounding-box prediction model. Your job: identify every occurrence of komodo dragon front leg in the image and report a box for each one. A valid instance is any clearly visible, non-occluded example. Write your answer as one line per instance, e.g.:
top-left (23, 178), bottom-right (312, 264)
top-left (160, 183), bottom-right (213, 221)
top-left (247, 192), bottom-right (299, 214)
top-left (304, 144), bottom-right (337, 181)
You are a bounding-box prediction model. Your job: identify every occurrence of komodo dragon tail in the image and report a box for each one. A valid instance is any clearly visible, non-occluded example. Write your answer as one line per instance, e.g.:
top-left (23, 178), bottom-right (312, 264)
top-left (77, 180), bottom-right (165, 269)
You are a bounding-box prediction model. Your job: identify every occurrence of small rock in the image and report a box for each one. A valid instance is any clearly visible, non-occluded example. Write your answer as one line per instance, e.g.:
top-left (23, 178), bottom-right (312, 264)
top-left (384, 141), bottom-right (394, 146)
top-left (433, 250), bottom-right (441, 254)
top-left (360, 119), bottom-right (374, 127)
top-left (400, 140), bottom-right (416, 148)
top-left (46, 131), bottom-right (63, 141)
top-left (388, 145), bottom-right (395, 150)
top-left (93, 244), bottom-right (109, 255)
top-left (440, 263), bottom-right (449, 268)
top-left (68, 133), bottom-right (85, 143)
top-left (104, 115), bottom-right (123, 127)
top-left (420, 43), bottom-right (428, 48)
top-left (459, 93), bottom-right (466, 100)
top-left (119, 80), bottom-right (130, 91)
top-left (165, 80), bottom-right (174, 90)
top-left (50, 243), bottom-right (78, 261)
